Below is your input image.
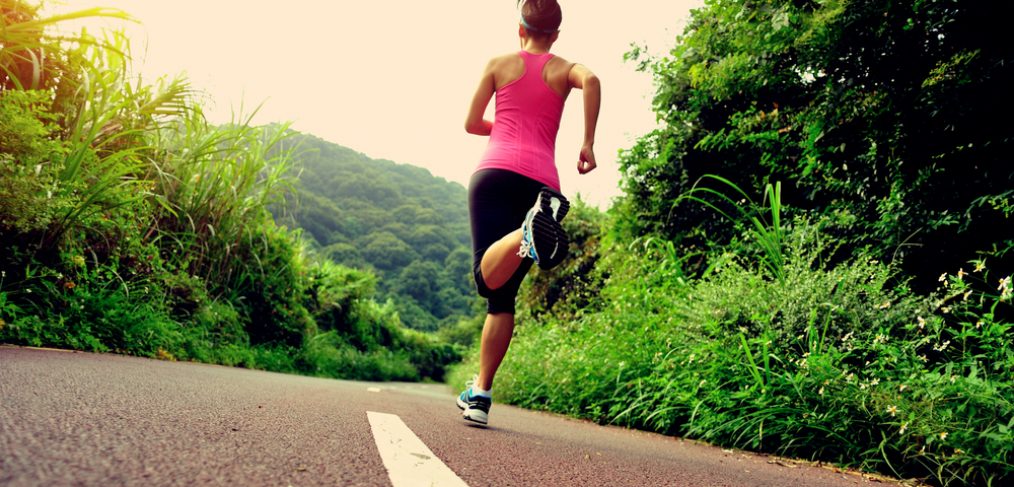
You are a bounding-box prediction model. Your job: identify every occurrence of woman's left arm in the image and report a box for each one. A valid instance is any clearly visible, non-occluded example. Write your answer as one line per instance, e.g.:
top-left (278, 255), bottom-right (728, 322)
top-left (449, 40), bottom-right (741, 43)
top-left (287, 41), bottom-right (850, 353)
top-left (465, 59), bottom-right (496, 136)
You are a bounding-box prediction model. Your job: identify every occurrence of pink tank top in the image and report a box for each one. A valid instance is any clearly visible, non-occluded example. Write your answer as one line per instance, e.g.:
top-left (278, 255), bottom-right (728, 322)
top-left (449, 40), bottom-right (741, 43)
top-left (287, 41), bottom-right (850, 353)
top-left (476, 51), bottom-right (565, 190)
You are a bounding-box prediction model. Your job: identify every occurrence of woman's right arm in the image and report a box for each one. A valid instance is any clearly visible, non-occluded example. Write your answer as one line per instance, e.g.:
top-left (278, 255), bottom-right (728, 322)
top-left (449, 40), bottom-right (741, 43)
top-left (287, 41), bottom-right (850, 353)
top-left (465, 59), bottom-right (497, 136)
top-left (568, 64), bottom-right (600, 174)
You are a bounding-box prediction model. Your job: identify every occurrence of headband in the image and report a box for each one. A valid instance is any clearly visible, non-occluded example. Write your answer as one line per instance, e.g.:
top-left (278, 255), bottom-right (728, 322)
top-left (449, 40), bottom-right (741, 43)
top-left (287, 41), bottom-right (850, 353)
top-left (520, 16), bottom-right (557, 34)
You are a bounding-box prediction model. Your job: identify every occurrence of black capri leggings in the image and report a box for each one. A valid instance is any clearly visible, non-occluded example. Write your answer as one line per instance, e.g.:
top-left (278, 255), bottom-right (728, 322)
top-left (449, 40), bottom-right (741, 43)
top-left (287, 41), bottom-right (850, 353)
top-left (468, 168), bottom-right (547, 314)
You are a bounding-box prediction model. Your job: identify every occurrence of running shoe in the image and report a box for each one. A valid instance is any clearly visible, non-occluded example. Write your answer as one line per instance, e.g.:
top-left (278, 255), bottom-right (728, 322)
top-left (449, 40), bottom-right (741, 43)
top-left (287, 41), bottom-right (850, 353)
top-left (517, 188), bottom-right (570, 270)
top-left (456, 377), bottom-right (491, 425)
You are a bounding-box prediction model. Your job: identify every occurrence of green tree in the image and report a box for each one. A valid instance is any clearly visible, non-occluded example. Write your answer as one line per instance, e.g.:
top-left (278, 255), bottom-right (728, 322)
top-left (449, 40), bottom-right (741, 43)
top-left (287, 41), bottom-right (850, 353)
top-left (359, 231), bottom-right (417, 271)
top-left (619, 0), bottom-right (1013, 285)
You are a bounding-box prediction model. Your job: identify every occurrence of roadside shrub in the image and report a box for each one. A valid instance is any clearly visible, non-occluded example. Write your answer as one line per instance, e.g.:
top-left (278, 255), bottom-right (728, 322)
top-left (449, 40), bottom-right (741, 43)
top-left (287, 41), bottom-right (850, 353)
top-left (0, 90), bottom-right (74, 236)
top-left (298, 330), bottom-right (418, 381)
top-left (453, 220), bottom-right (1013, 486)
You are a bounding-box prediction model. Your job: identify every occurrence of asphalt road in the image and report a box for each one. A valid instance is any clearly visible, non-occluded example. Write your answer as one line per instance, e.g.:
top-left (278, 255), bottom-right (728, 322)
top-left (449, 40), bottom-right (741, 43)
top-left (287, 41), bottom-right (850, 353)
top-left (0, 346), bottom-right (890, 486)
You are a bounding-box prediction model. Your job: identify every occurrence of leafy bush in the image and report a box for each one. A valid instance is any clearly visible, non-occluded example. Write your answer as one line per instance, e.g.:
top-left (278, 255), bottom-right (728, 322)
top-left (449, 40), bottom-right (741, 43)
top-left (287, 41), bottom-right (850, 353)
top-left (0, 90), bottom-right (74, 235)
top-left (452, 217), bottom-right (1012, 486)
top-left (617, 0), bottom-right (1013, 288)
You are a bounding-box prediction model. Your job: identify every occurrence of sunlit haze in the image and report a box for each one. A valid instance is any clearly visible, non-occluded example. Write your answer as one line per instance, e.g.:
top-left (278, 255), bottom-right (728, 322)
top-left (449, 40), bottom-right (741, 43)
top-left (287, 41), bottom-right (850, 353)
top-left (58, 1), bottom-right (702, 208)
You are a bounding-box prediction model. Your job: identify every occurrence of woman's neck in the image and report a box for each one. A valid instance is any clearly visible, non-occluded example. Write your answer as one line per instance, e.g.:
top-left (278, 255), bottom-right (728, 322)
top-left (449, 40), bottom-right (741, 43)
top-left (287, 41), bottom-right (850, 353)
top-left (521, 38), bottom-right (553, 54)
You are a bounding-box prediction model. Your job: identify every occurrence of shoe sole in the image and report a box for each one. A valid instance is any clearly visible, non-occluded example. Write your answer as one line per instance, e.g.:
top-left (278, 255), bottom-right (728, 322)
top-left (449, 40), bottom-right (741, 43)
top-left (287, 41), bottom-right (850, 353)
top-left (534, 188), bottom-right (570, 270)
top-left (463, 408), bottom-right (488, 425)
top-left (538, 187), bottom-right (570, 222)
top-left (456, 396), bottom-right (489, 425)
top-left (532, 212), bottom-right (568, 270)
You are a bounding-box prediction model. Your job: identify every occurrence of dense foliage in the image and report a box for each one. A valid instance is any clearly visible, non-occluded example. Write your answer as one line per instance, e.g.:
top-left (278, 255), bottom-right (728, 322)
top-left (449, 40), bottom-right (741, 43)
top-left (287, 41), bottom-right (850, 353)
top-left (617, 0), bottom-right (1012, 289)
top-left (454, 213), bottom-right (1012, 486)
top-left (0, 1), bottom-right (458, 381)
top-left (451, 1), bottom-right (1012, 485)
top-left (271, 135), bottom-right (478, 332)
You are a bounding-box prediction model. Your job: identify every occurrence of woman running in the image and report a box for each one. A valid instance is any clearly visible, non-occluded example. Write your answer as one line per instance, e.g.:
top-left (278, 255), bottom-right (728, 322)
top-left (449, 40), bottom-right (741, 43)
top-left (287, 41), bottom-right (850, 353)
top-left (457, 0), bottom-right (601, 425)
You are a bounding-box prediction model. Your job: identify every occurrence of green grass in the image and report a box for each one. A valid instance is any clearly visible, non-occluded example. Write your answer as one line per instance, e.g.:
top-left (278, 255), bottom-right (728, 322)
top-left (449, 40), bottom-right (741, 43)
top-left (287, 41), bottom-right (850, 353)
top-left (450, 214), bottom-right (1013, 487)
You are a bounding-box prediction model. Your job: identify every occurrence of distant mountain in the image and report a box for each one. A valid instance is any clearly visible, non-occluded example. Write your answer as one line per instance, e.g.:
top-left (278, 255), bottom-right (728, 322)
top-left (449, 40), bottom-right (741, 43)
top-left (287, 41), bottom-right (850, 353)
top-left (273, 132), bottom-right (478, 331)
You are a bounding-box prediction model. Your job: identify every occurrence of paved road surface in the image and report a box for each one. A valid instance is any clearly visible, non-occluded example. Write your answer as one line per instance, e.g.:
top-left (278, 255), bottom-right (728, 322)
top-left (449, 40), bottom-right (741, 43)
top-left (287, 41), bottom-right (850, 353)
top-left (0, 346), bottom-right (889, 486)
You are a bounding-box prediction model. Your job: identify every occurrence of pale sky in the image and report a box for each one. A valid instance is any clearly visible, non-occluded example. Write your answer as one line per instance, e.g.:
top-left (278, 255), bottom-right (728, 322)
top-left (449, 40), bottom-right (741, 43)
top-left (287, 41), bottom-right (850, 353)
top-left (58, 1), bottom-right (702, 208)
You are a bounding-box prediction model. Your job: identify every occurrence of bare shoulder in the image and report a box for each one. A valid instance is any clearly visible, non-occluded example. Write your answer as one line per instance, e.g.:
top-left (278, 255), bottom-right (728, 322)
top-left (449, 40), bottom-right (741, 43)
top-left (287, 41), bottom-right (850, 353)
top-left (566, 61), bottom-right (598, 87)
top-left (546, 54), bottom-right (577, 83)
top-left (551, 53), bottom-right (572, 65)
top-left (487, 52), bottom-right (523, 70)
top-left (548, 54), bottom-right (573, 71)
top-left (489, 52), bottom-right (525, 89)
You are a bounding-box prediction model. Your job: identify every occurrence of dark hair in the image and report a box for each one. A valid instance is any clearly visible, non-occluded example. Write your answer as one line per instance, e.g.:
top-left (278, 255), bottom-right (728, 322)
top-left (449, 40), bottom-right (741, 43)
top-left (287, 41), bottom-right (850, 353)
top-left (519, 0), bottom-right (562, 37)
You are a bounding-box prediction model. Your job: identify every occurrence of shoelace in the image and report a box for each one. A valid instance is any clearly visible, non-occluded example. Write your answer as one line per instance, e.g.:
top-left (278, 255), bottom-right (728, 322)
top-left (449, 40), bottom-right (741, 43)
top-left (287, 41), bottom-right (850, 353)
top-left (463, 375), bottom-right (479, 399)
top-left (517, 238), bottom-right (533, 259)
top-left (517, 213), bottom-right (536, 259)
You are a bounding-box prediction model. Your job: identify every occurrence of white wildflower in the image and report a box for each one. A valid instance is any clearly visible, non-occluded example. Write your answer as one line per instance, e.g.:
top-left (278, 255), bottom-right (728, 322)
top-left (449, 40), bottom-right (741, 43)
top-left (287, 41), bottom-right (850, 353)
top-left (887, 405), bottom-right (898, 417)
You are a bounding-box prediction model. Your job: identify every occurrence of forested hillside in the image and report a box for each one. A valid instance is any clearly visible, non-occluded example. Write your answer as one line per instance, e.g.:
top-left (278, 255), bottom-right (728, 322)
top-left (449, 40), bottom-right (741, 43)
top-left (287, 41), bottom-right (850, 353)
top-left (451, 1), bottom-right (1013, 486)
top-left (272, 134), bottom-right (477, 332)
